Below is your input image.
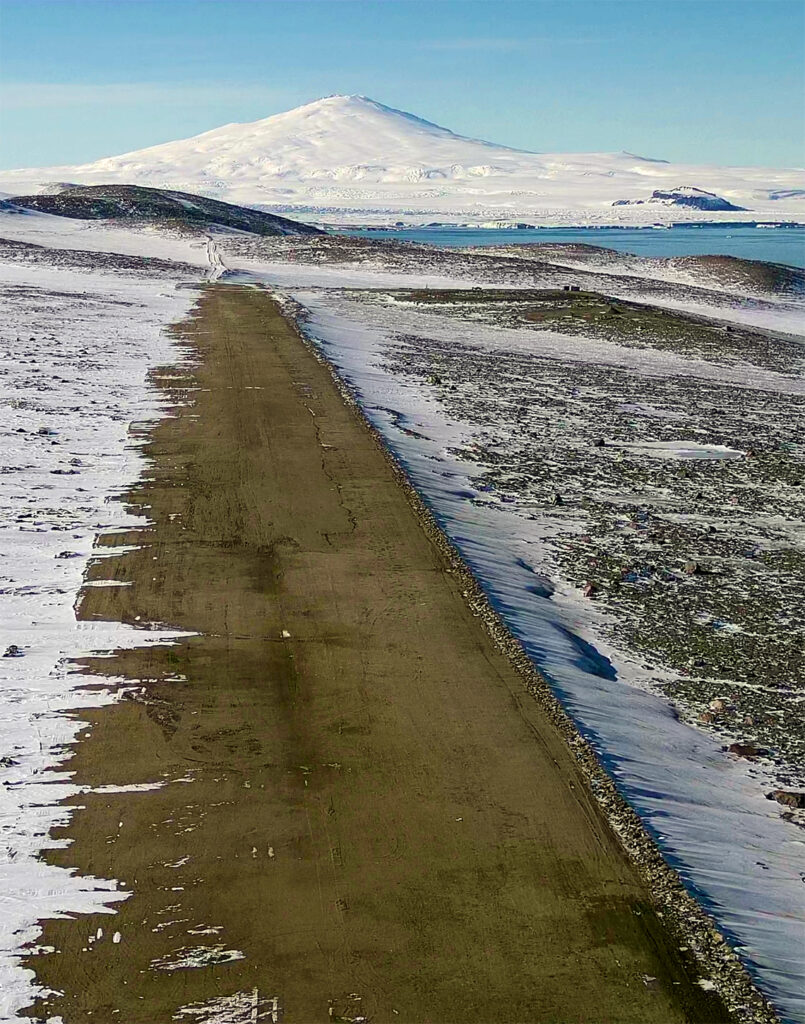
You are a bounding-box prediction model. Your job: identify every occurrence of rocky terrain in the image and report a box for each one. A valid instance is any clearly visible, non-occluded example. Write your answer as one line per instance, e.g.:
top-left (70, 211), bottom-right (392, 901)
top-left (1, 213), bottom-right (803, 1020)
top-left (379, 297), bottom-right (805, 795)
top-left (613, 186), bottom-right (746, 211)
top-left (245, 229), bottom-right (805, 1015)
top-left (6, 184), bottom-right (321, 236)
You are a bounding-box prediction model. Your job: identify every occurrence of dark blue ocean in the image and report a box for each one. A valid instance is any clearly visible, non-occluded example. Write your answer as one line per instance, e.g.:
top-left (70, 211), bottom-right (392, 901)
top-left (350, 224), bottom-right (805, 268)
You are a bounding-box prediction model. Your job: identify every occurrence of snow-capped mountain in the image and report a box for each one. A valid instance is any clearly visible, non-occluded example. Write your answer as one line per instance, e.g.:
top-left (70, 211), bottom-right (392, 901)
top-left (1, 95), bottom-right (802, 226)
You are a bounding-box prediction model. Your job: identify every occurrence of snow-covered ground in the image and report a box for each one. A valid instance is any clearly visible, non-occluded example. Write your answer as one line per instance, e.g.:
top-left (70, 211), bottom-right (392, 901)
top-left (1, 209), bottom-right (804, 1021)
top-left (188, 229), bottom-right (804, 1020)
top-left (218, 230), bottom-right (805, 336)
top-left (284, 285), bottom-right (805, 1023)
top-left (0, 230), bottom-right (205, 1019)
top-left (0, 207), bottom-right (211, 268)
top-left (1, 95), bottom-right (803, 228)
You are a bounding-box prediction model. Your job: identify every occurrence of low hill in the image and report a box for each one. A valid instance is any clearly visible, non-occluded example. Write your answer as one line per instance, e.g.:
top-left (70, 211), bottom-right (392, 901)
top-left (613, 186), bottom-right (745, 211)
top-left (7, 184), bottom-right (320, 236)
top-left (613, 186), bottom-right (746, 211)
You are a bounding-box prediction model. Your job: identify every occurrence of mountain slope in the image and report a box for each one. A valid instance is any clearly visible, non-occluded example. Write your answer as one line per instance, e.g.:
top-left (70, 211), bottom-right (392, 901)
top-left (8, 184), bottom-right (320, 235)
top-left (1, 95), bottom-right (803, 226)
top-left (73, 95), bottom-right (532, 184)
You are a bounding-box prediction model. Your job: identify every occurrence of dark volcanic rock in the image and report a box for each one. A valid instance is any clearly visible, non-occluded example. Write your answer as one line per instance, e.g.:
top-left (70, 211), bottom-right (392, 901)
top-left (613, 186), bottom-right (745, 211)
top-left (766, 790), bottom-right (805, 809)
top-left (649, 188), bottom-right (745, 211)
top-left (8, 184), bottom-right (321, 236)
top-left (727, 741), bottom-right (768, 759)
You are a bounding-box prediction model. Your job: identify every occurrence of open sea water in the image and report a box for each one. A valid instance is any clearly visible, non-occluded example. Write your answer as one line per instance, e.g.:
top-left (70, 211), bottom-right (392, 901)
top-left (351, 224), bottom-right (805, 268)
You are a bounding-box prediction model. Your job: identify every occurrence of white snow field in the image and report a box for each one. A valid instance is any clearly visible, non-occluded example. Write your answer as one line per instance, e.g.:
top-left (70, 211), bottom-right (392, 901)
top-left (1, 95), bottom-right (803, 227)
top-left (0, 219), bottom-right (206, 1019)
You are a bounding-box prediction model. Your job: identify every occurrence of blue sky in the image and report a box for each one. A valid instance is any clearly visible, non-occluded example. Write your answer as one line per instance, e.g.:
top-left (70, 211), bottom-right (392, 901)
top-left (0, 0), bottom-right (802, 170)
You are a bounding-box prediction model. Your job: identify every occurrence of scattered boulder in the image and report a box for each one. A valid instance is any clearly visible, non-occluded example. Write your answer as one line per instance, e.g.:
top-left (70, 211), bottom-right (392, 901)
top-left (3, 645), bottom-right (25, 658)
top-left (726, 741), bottom-right (768, 759)
top-left (766, 790), bottom-right (805, 809)
top-left (582, 581), bottom-right (597, 598)
top-left (683, 561), bottom-right (699, 575)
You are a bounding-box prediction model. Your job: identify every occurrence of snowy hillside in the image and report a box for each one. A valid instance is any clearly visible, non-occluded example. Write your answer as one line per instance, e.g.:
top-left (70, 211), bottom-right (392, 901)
top-left (1, 95), bottom-right (803, 227)
top-left (8, 184), bottom-right (320, 235)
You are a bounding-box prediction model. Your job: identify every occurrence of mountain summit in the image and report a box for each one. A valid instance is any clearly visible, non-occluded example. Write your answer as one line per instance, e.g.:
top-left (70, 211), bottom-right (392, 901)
top-left (72, 94), bottom-right (533, 186)
top-left (1, 95), bottom-right (801, 224)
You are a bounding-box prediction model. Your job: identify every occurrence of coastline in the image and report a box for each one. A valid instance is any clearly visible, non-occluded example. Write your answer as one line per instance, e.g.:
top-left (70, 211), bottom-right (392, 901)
top-left (336, 220), bottom-right (805, 231)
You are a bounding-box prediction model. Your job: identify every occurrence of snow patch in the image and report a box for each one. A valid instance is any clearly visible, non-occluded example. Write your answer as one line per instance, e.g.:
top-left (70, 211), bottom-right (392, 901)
top-left (151, 945), bottom-right (245, 972)
top-left (0, 247), bottom-right (201, 1020)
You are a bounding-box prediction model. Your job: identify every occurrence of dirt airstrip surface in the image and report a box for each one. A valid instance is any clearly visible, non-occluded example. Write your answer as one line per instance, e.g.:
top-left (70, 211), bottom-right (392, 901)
top-left (25, 286), bottom-right (732, 1023)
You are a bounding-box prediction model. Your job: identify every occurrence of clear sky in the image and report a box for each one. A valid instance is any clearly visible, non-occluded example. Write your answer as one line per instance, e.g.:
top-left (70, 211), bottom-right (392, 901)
top-left (0, 0), bottom-right (802, 170)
